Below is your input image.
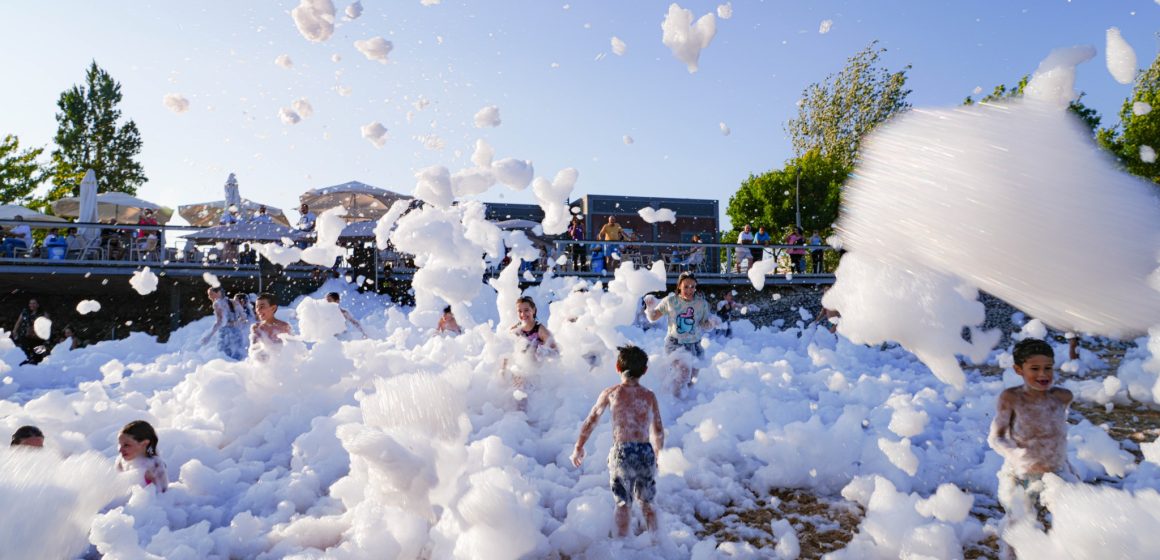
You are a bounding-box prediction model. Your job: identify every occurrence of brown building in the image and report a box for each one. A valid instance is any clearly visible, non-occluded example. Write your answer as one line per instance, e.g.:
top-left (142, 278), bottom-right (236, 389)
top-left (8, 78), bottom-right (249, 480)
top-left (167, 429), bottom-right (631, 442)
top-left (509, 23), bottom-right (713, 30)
top-left (571, 194), bottom-right (719, 243)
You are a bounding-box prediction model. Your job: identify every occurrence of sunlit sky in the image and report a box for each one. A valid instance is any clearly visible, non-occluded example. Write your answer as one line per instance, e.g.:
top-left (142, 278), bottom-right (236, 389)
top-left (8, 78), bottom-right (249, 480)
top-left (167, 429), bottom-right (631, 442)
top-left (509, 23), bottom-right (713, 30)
top-left (1, 1), bottom-right (1156, 227)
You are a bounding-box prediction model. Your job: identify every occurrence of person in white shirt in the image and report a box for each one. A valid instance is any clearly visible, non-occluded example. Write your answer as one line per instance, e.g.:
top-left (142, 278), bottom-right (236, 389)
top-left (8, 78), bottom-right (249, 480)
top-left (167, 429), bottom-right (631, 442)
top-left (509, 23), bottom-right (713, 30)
top-left (11, 216), bottom-right (32, 249)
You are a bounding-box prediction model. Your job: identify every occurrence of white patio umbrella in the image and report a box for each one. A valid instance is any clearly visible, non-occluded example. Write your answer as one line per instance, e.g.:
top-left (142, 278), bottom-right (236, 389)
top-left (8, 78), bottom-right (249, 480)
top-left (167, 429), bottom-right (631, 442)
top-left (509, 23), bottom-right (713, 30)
top-left (181, 222), bottom-right (305, 243)
top-left (179, 199), bottom-right (290, 227)
top-left (0, 204), bottom-right (66, 223)
top-left (299, 181), bottom-right (412, 222)
top-left (51, 192), bottom-right (174, 224)
top-left (179, 173), bottom-right (290, 226)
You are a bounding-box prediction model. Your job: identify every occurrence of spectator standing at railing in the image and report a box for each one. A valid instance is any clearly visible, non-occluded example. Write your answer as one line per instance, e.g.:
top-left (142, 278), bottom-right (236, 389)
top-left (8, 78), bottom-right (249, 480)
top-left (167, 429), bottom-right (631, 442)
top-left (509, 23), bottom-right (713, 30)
top-left (296, 203), bottom-right (316, 232)
top-left (567, 216), bottom-right (587, 272)
top-left (754, 226), bottom-right (771, 262)
top-left (809, 230), bottom-right (825, 273)
top-left (735, 224), bottom-right (755, 272)
top-left (785, 226), bottom-right (807, 274)
top-left (597, 216), bottom-right (627, 271)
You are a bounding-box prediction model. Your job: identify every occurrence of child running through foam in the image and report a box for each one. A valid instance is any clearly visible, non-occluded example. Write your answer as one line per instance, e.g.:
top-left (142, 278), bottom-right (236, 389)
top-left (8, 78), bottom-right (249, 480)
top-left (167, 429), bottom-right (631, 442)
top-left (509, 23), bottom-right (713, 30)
top-left (503, 296), bottom-right (557, 405)
top-left (116, 420), bottom-right (169, 492)
top-left (571, 345), bottom-right (664, 538)
top-left (988, 338), bottom-right (1075, 530)
top-left (645, 272), bottom-right (715, 397)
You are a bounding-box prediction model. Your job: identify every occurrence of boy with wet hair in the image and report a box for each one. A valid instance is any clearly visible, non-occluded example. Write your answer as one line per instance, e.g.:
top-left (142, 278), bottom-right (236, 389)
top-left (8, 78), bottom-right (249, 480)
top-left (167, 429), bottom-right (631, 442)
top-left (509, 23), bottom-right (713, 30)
top-left (571, 345), bottom-right (664, 538)
top-left (989, 337), bottom-right (1074, 528)
top-left (251, 292), bottom-right (292, 346)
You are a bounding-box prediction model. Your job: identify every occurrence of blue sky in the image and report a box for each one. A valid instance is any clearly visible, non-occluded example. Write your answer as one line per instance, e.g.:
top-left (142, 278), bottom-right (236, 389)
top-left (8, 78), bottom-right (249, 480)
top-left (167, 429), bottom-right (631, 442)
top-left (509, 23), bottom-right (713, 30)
top-left (0, 1), bottom-right (1156, 228)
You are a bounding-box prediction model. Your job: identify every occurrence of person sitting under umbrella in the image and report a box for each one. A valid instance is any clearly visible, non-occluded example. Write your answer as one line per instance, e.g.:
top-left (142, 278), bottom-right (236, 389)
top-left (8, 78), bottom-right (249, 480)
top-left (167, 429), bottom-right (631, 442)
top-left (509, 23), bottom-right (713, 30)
top-left (250, 205), bottom-right (273, 224)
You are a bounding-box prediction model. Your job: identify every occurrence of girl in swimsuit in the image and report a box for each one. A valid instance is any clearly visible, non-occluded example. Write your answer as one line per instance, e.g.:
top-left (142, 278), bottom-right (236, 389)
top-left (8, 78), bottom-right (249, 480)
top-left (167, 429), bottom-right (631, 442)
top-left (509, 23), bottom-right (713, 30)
top-left (504, 296), bottom-right (557, 408)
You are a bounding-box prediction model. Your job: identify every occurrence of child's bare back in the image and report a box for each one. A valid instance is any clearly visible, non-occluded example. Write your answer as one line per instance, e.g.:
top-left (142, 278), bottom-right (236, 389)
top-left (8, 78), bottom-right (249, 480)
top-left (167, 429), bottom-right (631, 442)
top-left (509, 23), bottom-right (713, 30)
top-left (571, 345), bottom-right (664, 538)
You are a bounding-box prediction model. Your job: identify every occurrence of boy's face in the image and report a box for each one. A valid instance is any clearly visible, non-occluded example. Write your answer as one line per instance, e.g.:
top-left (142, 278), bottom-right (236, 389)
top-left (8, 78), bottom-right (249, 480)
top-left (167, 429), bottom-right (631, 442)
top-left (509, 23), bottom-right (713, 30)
top-left (255, 299), bottom-right (277, 322)
top-left (1015, 354), bottom-right (1054, 391)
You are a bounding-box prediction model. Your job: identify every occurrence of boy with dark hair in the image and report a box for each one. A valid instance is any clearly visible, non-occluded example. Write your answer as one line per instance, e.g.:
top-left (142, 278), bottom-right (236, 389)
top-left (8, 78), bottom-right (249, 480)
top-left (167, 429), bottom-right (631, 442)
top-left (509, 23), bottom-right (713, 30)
top-left (989, 337), bottom-right (1074, 529)
top-left (571, 345), bottom-right (664, 538)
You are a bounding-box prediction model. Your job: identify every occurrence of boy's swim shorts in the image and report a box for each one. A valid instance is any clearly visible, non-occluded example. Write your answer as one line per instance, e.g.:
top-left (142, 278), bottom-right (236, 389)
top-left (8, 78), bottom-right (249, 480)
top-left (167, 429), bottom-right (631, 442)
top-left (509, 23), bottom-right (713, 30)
top-left (608, 441), bottom-right (657, 506)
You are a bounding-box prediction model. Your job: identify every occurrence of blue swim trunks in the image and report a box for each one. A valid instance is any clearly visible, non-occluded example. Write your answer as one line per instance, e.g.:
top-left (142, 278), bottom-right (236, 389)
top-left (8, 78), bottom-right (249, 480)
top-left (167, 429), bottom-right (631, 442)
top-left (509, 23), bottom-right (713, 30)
top-left (608, 442), bottom-right (657, 506)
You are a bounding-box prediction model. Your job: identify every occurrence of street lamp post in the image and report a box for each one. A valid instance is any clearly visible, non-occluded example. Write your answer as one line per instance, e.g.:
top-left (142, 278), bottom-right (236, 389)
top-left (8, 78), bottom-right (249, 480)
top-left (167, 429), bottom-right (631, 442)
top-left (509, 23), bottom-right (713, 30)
top-left (795, 166), bottom-right (802, 229)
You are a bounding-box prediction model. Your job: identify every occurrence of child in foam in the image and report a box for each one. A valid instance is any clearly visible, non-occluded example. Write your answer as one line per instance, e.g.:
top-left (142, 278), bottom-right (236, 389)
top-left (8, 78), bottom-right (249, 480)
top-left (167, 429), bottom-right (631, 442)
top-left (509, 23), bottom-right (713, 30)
top-left (436, 305), bottom-right (462, 335)
top-left (10, 425), bottom-right (44, 447)
top-left (503, 296), bottom-right (557, 406)
top-left (325, 292), bottom-right (369, 339)
top-left (116, 420), bottom-right (168, 492)
top-left (988, 338), bottom-right (1075, 529)
top-left (645, 272), bottom-right (715, 397)
top-left (250, 292), bottom-right (292, 346)
top-left (572, 345), bottom-right (664, 538)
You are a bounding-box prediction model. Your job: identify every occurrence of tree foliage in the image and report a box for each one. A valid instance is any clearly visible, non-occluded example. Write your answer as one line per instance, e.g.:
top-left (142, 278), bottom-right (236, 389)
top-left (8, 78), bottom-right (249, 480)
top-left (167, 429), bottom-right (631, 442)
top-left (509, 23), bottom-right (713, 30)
top-left (46, 61), bottom-right (146, 202)
top-left (726, 149), bottom-right (849, 236)
top-left (962, 75), bottom-right (1102, 134)
top-left (1097, 52), bottom-right (1160, 183)
top-left (784, 41), bottom-right (912, 169)
top-left (0, 134), bottom-right (46, 204)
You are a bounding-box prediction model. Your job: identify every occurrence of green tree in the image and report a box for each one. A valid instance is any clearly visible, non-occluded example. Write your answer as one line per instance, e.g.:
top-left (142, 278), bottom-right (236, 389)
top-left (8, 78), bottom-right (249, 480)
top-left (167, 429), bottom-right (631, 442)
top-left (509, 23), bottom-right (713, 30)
top-left (726, 149), bottom-right (849, 236)
top-left (0, 134), bottom-right (46, 204)
top-left (1097, 52), bottom-right (1160, 183)
top-left (46, 61), bottom-right (146, 202)
top-left (963, 75), bottom-right (1102, 134)
top-left (785, 41), bottom-right (912, 169)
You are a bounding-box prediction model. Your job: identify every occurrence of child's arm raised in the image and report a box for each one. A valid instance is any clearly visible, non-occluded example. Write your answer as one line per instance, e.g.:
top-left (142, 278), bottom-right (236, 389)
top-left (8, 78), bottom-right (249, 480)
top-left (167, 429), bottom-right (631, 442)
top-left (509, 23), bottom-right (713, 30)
top-left (571, 388), bottom-right (612, 467)
top-left (644, 295), bottom-right (664, 322)
top-left (987, 389), bottom-right (1022, 461)
top-left (649, 391), bottom-right (664, 453)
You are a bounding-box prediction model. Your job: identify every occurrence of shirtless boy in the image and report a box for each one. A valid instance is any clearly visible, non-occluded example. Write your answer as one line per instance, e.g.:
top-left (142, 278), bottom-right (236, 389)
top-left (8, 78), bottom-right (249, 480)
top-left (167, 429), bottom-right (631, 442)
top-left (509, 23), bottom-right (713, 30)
top-left (988, 338), bottom-right (1074, 525)
top-left (251, 292), bottom-right (292, 346)
top-left (571, 345), bottom-right (664, 537)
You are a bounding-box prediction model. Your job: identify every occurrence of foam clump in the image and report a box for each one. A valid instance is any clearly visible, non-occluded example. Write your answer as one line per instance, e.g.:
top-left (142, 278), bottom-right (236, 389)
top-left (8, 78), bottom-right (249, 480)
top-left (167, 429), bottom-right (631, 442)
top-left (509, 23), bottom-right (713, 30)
top-left (828, 47), bottom-right (1160, 388)
top-left (129, 267), bottom-right (160, 295)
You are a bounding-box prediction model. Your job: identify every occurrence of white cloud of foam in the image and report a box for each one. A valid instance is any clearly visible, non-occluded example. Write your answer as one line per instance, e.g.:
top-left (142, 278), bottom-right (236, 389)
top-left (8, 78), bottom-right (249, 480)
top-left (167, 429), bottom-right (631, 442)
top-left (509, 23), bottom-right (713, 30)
top-left (275, 54), bottom-right (294, 69)
top-left (163, 94), bottom-right (190, 114)
top-left (355, 37), bottom-right (394, 64)
top-left (345, 1), bottom-right (363, 19)
top-left (819, 19), bottom-right (833, 34)
top-left (361, 122), bottom-right (388, 147)
top-left (473, 105), bottom-right (501, 128)
top-left (661, 3), bottom-right (717, 73)
top-left (611, 36), bottom-right (627, 56)
top-left (1106, 27), bottom-right (1138, 85)
top-left (292, 98), bottom-right (314, 118)
top-left (279, 107), bottom-right (302, 125)
top-left (720, 122), bottom-right (731, 136)
top-left (291, 0), bottom-right (336, 43)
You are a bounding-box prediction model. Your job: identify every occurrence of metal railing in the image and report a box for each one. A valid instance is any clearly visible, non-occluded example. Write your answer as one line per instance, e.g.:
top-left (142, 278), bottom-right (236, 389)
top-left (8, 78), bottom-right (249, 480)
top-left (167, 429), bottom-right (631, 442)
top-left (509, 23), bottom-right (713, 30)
top-left (1, 219), bottom-right (838, 281)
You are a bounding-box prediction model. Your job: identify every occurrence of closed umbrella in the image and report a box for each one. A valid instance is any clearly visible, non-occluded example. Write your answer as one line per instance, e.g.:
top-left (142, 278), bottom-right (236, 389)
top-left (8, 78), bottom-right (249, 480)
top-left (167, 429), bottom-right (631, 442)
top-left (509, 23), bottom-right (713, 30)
top-left (224, 173), bottom-right (241, 211)
top-left (299, 181), bottom-right (411, 221)
top-left (52, 192), bottom-right (174, 224)
top-left (77, 169), bottom-right (99, 243)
